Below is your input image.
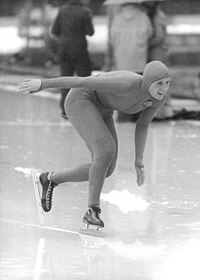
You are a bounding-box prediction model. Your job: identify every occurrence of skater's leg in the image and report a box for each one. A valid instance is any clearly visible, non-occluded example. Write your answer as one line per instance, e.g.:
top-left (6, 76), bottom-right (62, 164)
top-left (88, 134), bottom-right (116, 207)
top-left (103, 113), bottom-right (118, 177)
top-left (51, 138), bottom-right (116, 205)
top-left (65, 90), bottom-right (117, 208)
top-left (50, 138), bottom-right (116, 206)
top-left (51, 163), bottom-right (91, 184)
top-left (83, 116), bottom-right (118, 233)
top-left (87, 114), bottom-right (118, 207)
top-left (40, 90), bottom-right (117, 219)
top-left (50, 115), bottom-right (118, 185)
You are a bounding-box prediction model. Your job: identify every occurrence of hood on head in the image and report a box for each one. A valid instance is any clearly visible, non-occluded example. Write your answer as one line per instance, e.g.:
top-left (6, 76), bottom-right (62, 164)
top-left (141, 61), bottom-right (171, 92)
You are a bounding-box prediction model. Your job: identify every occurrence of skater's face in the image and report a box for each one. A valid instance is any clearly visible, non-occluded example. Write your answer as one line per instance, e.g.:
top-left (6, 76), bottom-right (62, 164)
top-left (149, 78), bottom-right (171, 100)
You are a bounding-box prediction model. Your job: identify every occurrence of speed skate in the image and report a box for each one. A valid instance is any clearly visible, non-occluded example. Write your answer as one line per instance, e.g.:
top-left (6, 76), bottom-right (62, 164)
top-left (31, 169), bottom-right (45, 226)
top-left (80, 223), bottom-right (105, 237)
top-left (79, 207), bottom-right (105, 237)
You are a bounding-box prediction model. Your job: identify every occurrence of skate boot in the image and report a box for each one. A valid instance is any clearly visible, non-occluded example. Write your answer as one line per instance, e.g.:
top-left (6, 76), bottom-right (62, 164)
top-left (39, 172), bottom-right (57, 212)
top-left (80, 207), bottom-right (105, 237)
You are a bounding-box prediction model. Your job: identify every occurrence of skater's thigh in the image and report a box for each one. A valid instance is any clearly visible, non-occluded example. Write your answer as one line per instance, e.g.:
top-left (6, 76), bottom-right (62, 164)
top-left (65, 89), bottom-right (113, 145)
top-left (103, 114), bottom-right (118, 169)
top-left (103, 114), bottom-right (118, 151)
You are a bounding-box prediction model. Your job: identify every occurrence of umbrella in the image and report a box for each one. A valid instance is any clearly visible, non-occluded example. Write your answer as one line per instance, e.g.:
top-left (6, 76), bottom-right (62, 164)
top-left (104, 0), bottom-right (164, 5)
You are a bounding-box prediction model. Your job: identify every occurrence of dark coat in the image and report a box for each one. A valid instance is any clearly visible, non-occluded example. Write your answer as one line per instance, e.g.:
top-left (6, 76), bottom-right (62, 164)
top-left (51, 3), bottom-right (94, 50)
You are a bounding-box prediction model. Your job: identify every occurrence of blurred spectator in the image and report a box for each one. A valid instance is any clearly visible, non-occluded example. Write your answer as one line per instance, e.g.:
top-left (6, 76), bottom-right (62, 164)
top-left (110, 3), bottom-right (153, 73)
top-left (110, 2), bottom-right (153, 121)
top-left (18, 2), bottom-right (45, 42)
top-left (50, 0), bottom-right (94, 118)
top-left (145, 1), bottom-right (168, 62)
top-left (143, 0), bottom-right (174, 120)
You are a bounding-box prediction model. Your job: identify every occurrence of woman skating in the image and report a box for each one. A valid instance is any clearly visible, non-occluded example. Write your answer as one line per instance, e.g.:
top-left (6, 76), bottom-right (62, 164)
top-left (18, 60), bottom-right (171, 235)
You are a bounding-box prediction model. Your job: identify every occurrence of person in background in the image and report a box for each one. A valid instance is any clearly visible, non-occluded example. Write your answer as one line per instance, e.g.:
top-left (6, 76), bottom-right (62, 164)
top-left (110, 3), bottom-right (153, 74)
top-left (50, 0), bottom-right (94, 118)
top-left (143, 0), bottom-right (174, 120)
top-left (110, 3), bottom-right (153, 121)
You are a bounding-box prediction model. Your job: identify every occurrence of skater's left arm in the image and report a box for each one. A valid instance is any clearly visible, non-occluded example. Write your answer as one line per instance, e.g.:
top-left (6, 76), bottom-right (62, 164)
top-left (134, 99), bottom-right (165, 186)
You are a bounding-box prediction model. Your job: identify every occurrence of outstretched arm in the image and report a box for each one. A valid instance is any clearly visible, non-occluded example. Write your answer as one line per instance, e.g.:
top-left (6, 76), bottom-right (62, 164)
top-left (17, 72), bottom-right (136, 95)
top-left (134, 101), bottom-right (164, 186)
top-left (17, 76), bottom-right (84, 95)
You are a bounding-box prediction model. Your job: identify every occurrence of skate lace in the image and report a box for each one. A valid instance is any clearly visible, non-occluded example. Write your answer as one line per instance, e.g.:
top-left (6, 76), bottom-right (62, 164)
top-left (46, 183), bottom-right (54, 210)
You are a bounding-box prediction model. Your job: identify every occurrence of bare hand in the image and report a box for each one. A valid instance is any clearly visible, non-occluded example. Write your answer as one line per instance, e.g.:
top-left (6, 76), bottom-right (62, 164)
top-left (135, 166), bottom-right (145, 187)
top-left (17, 79), bottom-right (42, 94)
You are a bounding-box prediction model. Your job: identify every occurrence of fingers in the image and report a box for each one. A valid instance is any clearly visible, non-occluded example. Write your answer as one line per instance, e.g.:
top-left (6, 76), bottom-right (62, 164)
top-left (137, 176), bottom-right (145, 186)
top-left (17, 79), bottom-right (41, 94)
top-left (17, 80), bottom-right (32, 94)
top-left (136, 166), bottom-right (145, 187)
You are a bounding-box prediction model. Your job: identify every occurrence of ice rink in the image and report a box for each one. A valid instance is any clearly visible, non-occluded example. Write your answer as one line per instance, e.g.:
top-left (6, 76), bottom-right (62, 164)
top-left (1, 85), bottom-right (200, 280)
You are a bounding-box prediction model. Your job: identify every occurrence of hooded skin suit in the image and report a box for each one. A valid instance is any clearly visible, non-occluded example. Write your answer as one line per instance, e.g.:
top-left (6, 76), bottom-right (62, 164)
top-left (18, 61), bottom-right (171, 209)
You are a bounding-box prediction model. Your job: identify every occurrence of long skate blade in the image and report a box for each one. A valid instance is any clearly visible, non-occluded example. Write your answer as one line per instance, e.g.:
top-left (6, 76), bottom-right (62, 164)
top-left (79, 225), bottom-right (105, 237)
top-left (31, 169), bottom-right (45, 226)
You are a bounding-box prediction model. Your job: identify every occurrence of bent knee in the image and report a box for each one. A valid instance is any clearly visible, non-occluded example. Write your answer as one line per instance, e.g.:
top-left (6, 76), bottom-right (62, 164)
top-left (104, 143), bottom-right (116, 159)
top-left (95, 136), bottom-right (116, 160)
top-left (106, 162), bottom-right (116, 178)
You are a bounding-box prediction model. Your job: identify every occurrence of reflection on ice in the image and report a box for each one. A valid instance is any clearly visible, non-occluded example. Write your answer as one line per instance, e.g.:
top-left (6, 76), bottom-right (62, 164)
top-left (101, 190), bottom-right (149, 213)
top-left (175, 134), bottom-right (197, 138)
top-left (193, 170), bottom-right (200, 174)
top-left (107, 240), bottom-right (165, 260)
top-left (15, 167), bottom-right (41, 178)
top-left (34, 238), bottom-right (55, 280)
top-left (157, 239), bottom-right (200, 280)
top-left (34, 238), bottom-right (45, 280)
top-left (15, 167), bottom-right (32, 177)
top-left (79, 233), bottom-right (165, 261)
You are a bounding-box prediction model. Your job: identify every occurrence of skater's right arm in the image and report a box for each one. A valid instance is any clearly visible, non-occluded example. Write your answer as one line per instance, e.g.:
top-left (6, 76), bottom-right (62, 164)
top-left (18, 72), bottom-right (138, 95)
top-left (17, 77), bottom-right (84, 95)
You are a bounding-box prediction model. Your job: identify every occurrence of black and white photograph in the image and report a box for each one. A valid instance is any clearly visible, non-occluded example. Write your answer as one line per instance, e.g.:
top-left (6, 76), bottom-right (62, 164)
top-left (1, 0), bottom-right (200, 279)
